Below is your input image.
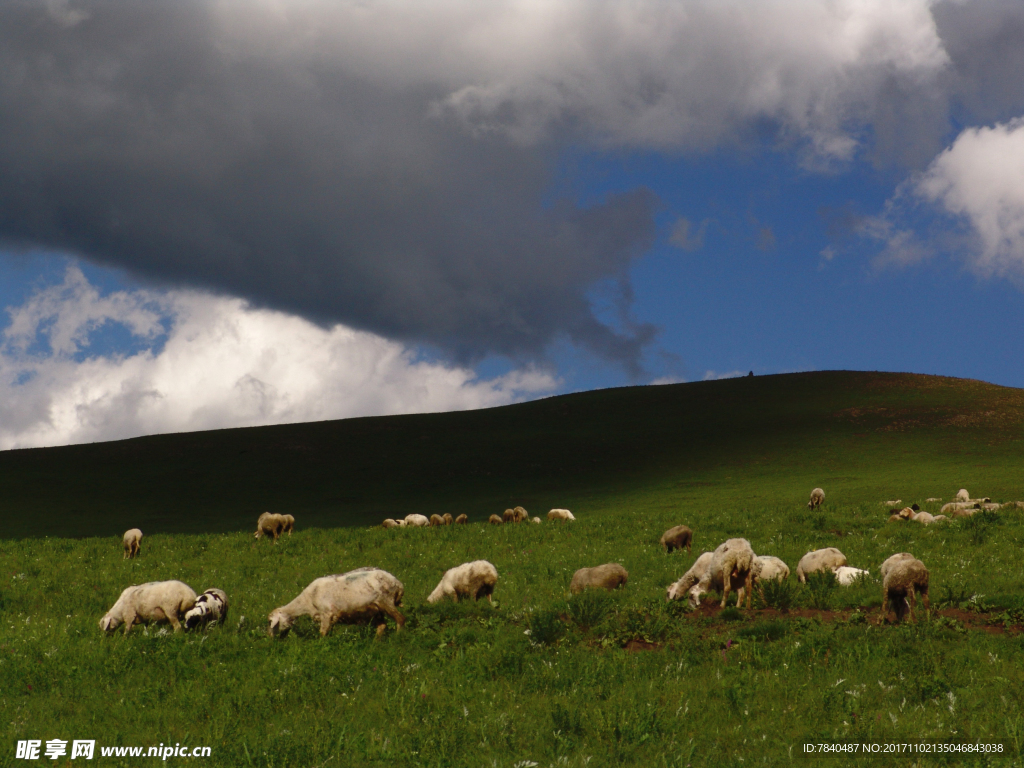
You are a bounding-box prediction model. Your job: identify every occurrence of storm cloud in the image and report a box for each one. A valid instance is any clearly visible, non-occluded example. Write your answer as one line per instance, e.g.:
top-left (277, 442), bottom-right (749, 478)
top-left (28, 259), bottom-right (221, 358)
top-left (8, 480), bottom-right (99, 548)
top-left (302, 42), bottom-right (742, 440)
top-left (0, 0), bottom-right (1019, 370)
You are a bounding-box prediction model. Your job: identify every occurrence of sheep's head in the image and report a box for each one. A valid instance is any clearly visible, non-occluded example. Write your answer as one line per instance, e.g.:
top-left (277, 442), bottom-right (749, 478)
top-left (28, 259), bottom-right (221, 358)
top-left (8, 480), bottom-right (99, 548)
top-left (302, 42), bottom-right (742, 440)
top-left (686, 585), bottom-right (705, 609)
top-left (267, 609), bottom-right (293, 637)
top-left (99, 614), bottom-right (121, 632)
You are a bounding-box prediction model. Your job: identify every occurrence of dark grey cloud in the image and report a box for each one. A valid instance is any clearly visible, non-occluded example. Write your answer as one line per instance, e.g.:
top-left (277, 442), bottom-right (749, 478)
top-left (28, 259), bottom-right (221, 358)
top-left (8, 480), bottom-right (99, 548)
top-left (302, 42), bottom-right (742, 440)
top-left (0, 0), bottom-right (656, 371)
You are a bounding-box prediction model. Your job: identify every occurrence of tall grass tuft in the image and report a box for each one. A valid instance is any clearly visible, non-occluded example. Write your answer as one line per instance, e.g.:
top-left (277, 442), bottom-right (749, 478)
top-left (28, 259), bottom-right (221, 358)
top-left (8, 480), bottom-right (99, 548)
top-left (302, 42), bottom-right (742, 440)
top-left (805, 570), bottom-right (839, 610)
top-left (567, 589), bottom-right (612, 630)
top-left (528, 608), bottom-right (567, 645)
top-left (758, 578), bottom-right (797, 612)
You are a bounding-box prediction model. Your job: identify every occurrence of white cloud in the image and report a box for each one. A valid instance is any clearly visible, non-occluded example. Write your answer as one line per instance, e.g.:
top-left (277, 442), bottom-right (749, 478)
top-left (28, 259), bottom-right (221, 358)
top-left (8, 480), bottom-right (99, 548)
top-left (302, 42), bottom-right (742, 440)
top-left (914, 116), bottom-right (1024, 277)
top-left (0, 268), bottom-right (557, 450)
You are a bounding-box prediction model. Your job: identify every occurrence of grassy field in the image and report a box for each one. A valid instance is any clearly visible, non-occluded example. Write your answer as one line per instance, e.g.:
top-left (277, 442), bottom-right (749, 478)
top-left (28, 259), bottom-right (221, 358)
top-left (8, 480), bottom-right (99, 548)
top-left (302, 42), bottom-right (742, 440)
top-left (3, 371), bottom-right (1024, 766)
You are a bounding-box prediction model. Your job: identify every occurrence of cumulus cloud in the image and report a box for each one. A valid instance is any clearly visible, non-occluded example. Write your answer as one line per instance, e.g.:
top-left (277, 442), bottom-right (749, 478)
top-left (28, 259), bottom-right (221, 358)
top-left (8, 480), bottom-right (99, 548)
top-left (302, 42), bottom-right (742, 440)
top-left (0, 267), bottom-right (557, 450)
top-left (0, 0), bottom-right (967, 373)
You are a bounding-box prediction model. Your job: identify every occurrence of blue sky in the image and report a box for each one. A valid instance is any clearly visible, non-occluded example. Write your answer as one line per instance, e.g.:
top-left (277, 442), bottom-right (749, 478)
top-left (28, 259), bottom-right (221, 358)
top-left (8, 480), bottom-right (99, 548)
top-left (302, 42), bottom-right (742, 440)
top-left (2, 1), bottom-right (1024, 448)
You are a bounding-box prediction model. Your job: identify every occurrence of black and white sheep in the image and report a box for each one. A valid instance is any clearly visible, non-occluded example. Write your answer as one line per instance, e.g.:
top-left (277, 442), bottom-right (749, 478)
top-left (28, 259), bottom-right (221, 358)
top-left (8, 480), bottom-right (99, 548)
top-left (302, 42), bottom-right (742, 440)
top-left (569, 563), bottom-right (628, 595)
top-left (660, 525), bottom-right (693, 553)
top-left (268, 567), bottom-right (405, 638)
top-left (184, 588), bottom-right (229, 631)
top-left (123, 529), bottom-right (143, 559)
top-left (100, 580), bottom-right (197, 634)
top-left (427, 560), bottom-right (499, 604)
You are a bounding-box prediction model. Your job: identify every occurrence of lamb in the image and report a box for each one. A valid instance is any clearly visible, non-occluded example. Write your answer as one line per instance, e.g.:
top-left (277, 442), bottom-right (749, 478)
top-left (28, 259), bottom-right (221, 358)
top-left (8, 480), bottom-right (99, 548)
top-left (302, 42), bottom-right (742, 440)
top-left (502, 508), bottom-right (515, 523)
top-left (569, 563), bottom-right (628, 595)
top-left (880, 557), bottom-right (929, 623)
top-left (268, 567), bottom-right (405, 638)
top-left (834, 566), bottom-right (869, 586)
top-left (255, 512), bottom-right (286, 541)
top-left (956, 489), bottom-right (970, 503)
top-left (807, 488), bottom-right (825, 509)
top-left (404, 514), bottom-right (430, 527)
top-left (753, 555), bottom-right (789, 584)
top-left (489, 514), bottom-right (503, 525)
top-left (547, 508), bottom-right (575, 522)
top-left (123, 529), bottom-right (143, 559)
top-left (280, 514), bottom-right (295, 534)
top-left (184, 588), bottom-right (229, 631)
top-left (100, 580), bottom-right (197, 634)
top-left (666, 552), bottom-right (715, 601)
top-left (660, 525), bottom-right (693, 553)
top-left (442, 513), bottom-right (454, 525)
top-left (429, 514), bottom-right (445, 527)
top-left (455, 514), bottom-right (468, 524)
top-left (688, 538), bottom-right (757, 609)
top-left (427, 560), bottom-right (499, 604)
top-left (796, 548), bottom-right (847, 583)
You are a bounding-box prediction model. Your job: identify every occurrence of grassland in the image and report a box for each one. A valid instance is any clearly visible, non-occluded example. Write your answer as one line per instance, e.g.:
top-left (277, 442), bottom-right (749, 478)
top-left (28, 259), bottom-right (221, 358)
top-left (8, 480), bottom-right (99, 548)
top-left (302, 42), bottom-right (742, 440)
top-left (3, 371), bottom-right (1024, 766)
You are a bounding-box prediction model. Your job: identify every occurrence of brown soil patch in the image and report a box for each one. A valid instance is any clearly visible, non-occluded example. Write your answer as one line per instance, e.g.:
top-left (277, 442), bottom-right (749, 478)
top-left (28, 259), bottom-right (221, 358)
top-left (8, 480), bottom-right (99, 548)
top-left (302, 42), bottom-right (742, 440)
top-left (688, 605), bottom-right (1021, 634)
top-left (624, 640), bottom-right (662, 652)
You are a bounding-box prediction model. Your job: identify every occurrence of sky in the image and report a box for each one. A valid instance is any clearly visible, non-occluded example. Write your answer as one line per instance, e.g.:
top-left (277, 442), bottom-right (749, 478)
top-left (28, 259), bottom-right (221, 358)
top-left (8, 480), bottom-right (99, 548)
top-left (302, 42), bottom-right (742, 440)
top-left (2, 0), bottom-right (1024, 449)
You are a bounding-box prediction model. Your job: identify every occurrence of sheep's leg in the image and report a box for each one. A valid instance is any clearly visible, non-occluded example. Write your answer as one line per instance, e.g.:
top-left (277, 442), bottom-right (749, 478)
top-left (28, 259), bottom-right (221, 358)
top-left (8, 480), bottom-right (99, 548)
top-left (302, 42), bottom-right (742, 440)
top-left (168, 613), bottom-right (183, 633)
top-left (382, 603), bottom-right (406, 631)
top-left (744, 570), bottom-right (753, 609)
top-left (721, 580), bottom-right (730, 609)
top-left (880, 586), bottom-right (889, 624)
top-left (320, 615), bottom-right (335, 636)
top-left (122, 610), bottom-right (137, 635)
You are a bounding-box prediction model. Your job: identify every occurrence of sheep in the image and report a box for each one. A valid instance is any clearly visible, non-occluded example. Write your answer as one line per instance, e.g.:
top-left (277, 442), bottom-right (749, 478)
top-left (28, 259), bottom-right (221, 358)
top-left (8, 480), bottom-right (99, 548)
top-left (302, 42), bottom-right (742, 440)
top-left (455, 514), bottom-right (468, 524)
top-left (688, 538), bottom-right (757, 609)
top-left (502, 508), bottom-right (515, 523)
top-left (570, 563), bottom-right (628, 595)
top-left (530, 516), bottom-right (542, 524)
top-left (753, 555), bottom-right (789, 584)
top-left (880, 557), bottom-right (929, 623)
top-left (489, 514), bottom-right (503, 525)
top-left (660, 525), bottom-right (693, 553)
top-left (926, 497), bottom-right (942, 502)
top-left (882, 499), bottom-right (903, 507)
top-left (547, 508), bottom-right (575, 522)
top-left (941, 502), bottom-right (977, 515)
top-left (427, 560), bottom-right (499, 604)
top-left (281, 514), bottom-right (295, 534)
top-left (666, 552), bottom-right (715, 601)
top-left (404, 514), bottom-right (430, 527)
top-left (888, 514), bottom-right (903, 522)
top-left (123, 529), bottom-right (143, 559)
top-left (442, 513), bottom-right (454, 525)
top-left (184, 588), bottom-right (229, 631)
top-left (880, 552), bottom-right (916, 580)
top-left (429, 514), bottom-right (445, 527)
top-left (382, 518), bottom-right (401, 529)
top-left (268, 567), bottom-right (405, 638)
top-left (902, 510), bottom-right (947, 525)
top-left (796, 548), bottom-right (847, 583)
top-left (807, 487), bottom-right (825, 509)
top-left (956, 489), bottom-right (970, 503)
top-left (513, 506), bottom-right (529, 523)
top-left (834, 566), bottom-right (869, 586)
top-left (100, 580), bottom-right (197, 634)
top-left (255, 512), bottom-right (286, 541)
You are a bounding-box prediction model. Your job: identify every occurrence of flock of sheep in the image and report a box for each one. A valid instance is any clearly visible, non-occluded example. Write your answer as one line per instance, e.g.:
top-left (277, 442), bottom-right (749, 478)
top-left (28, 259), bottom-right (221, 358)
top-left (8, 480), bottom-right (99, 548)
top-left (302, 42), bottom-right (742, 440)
top-left (98, 482), bottom-right (973, 638)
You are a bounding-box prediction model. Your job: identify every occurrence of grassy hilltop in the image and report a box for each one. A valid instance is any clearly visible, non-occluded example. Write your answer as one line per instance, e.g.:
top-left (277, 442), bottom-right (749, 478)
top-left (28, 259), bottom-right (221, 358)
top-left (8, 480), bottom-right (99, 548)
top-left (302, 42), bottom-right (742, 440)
top-left (3, 371), bottom-right (1024, 767)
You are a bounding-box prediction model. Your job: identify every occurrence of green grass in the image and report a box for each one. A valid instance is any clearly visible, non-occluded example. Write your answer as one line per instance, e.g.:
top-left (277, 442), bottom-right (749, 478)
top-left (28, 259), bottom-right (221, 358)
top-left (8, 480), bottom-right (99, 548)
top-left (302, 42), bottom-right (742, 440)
top-left (3, 371), bottom-right (1024, 766)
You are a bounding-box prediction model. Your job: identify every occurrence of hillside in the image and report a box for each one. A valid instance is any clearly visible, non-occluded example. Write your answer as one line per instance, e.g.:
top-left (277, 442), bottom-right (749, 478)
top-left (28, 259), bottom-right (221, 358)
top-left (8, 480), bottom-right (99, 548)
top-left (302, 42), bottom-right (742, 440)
top-left (3, 370), bottom-right (1024, 539)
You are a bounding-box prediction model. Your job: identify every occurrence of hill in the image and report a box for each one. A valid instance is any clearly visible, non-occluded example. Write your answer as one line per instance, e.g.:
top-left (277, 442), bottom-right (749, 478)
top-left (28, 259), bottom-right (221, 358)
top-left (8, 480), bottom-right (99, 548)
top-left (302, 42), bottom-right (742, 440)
top-left (3, 370), bottom-right (1023, 538)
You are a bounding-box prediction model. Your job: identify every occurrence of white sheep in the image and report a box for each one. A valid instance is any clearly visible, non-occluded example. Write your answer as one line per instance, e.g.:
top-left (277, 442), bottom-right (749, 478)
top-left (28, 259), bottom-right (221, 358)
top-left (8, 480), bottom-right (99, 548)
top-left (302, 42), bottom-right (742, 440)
top-left (427, 560), bottom-right (499, 604)
top-left (382, 518), bottom-right (401, 529)
top-left (184, 588), bottom-right (229, 631)
top-left (281, 514), bottom-right (295, 534)
top-left (880, 552), bottom-right (916, 580)
top-left (455, 514), bottom-right (468, 524)
top-left (833, 566), bottom-right (869, 586)
top-left (530, 516), bottom-right (542, 524)
top-left (807, 488), bottom-right (825, 509)
top-left (880, 556), bottom-right (929, 623)
top-left (429, 514), bottom-right (445, 527)
top-left (796, 548), bottom-right (847, 583)
top-left (404, 514), bottom-right (430, 527)
top-left (883, 499), bottom-right (903, 507)
top-left (666, 552), bottom-right (714, 601)
top-left (898, 509), bottom-right (947, 525)
top-left (489, 514), bottom-right (503, 525)
top-left (255, 512), bottom-right (286, 541)
top-left (569, 563), bottom-right (628, 595)
top-left (100, 581), bottom-right (197, 634)
top-left (268, 567), bottom-right (405, 638)
top-left (956, 489), bottom-right (970, 503)
top-left (513, 506), bottom-right (529, 523)
top-left (925, 497), bottom-right (942, 502)
top-left (547, 508), bottom-right (575, 522)
top-left (123, 529), bottom-right (143, 559)
top-left (688, 538), bottom-right (757, 609)
top-left (753, 555), bottom-right (789, 584)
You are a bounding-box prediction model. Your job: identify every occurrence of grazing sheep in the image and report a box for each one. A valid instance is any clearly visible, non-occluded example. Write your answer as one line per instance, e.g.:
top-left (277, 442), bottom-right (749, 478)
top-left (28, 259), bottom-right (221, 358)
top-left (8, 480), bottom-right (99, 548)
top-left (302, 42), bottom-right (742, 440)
top-left (834, 566), bottom-right (869, 586)
top-left (902, 510), bottom-right (947, 525)
top-left (100, 581), bottom-right (197, 634)
top-left (268, 567), bottom-right (405, 638)
top-left (753, 555), bottom-right (790, 584)
top-left (530, 516), bottom-right (542, 524)
top-left (689, 538), bottom-right (757, 609)
top-left (442, 513), bottom-right (454, 525)
top-left (123, 529), bottom-right (143, 559)
top-left (455, 514), bottom-right (468, 524)
top-left (281, 514), bottom-right (295, 534)
top-left (796, 548), bottom-right (847, 583)
top-left (404, 514), bottom-right (430, 527)
top-left (807, 488), bottom-right (825, 509)
top-left (547, 508), bottom-right (576, 522)
top-left (255, 512), bottom-right (286, 541)
top-left (429, 514), bottom-right (445, 527)
top-left (427, 560), bottom-right (499, 604)
top-left (184, 588), bottom-right (229, 631)
top-left (502, 508), bottom-right (515, 523)
top-left (926, 497), bottom-right (942, 502)
top-left (570, 563), bottom-right (628, 595)
top-left (513, 506), bottom-right (529, 523)
top-left (666, 552), bottom-right (714, 601)
top-left (883, 500), bottom-right (903, 507)
top-left (880, 557), bottom-right (929, 623)
top-left (489, 514), bottom-right (503, 525)
top-left (382, 518), bottom-right (401, 529)
top-left (956, 489), bottom-right (970, 503)
top-left (660, 525), bottom-right (693, 554)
